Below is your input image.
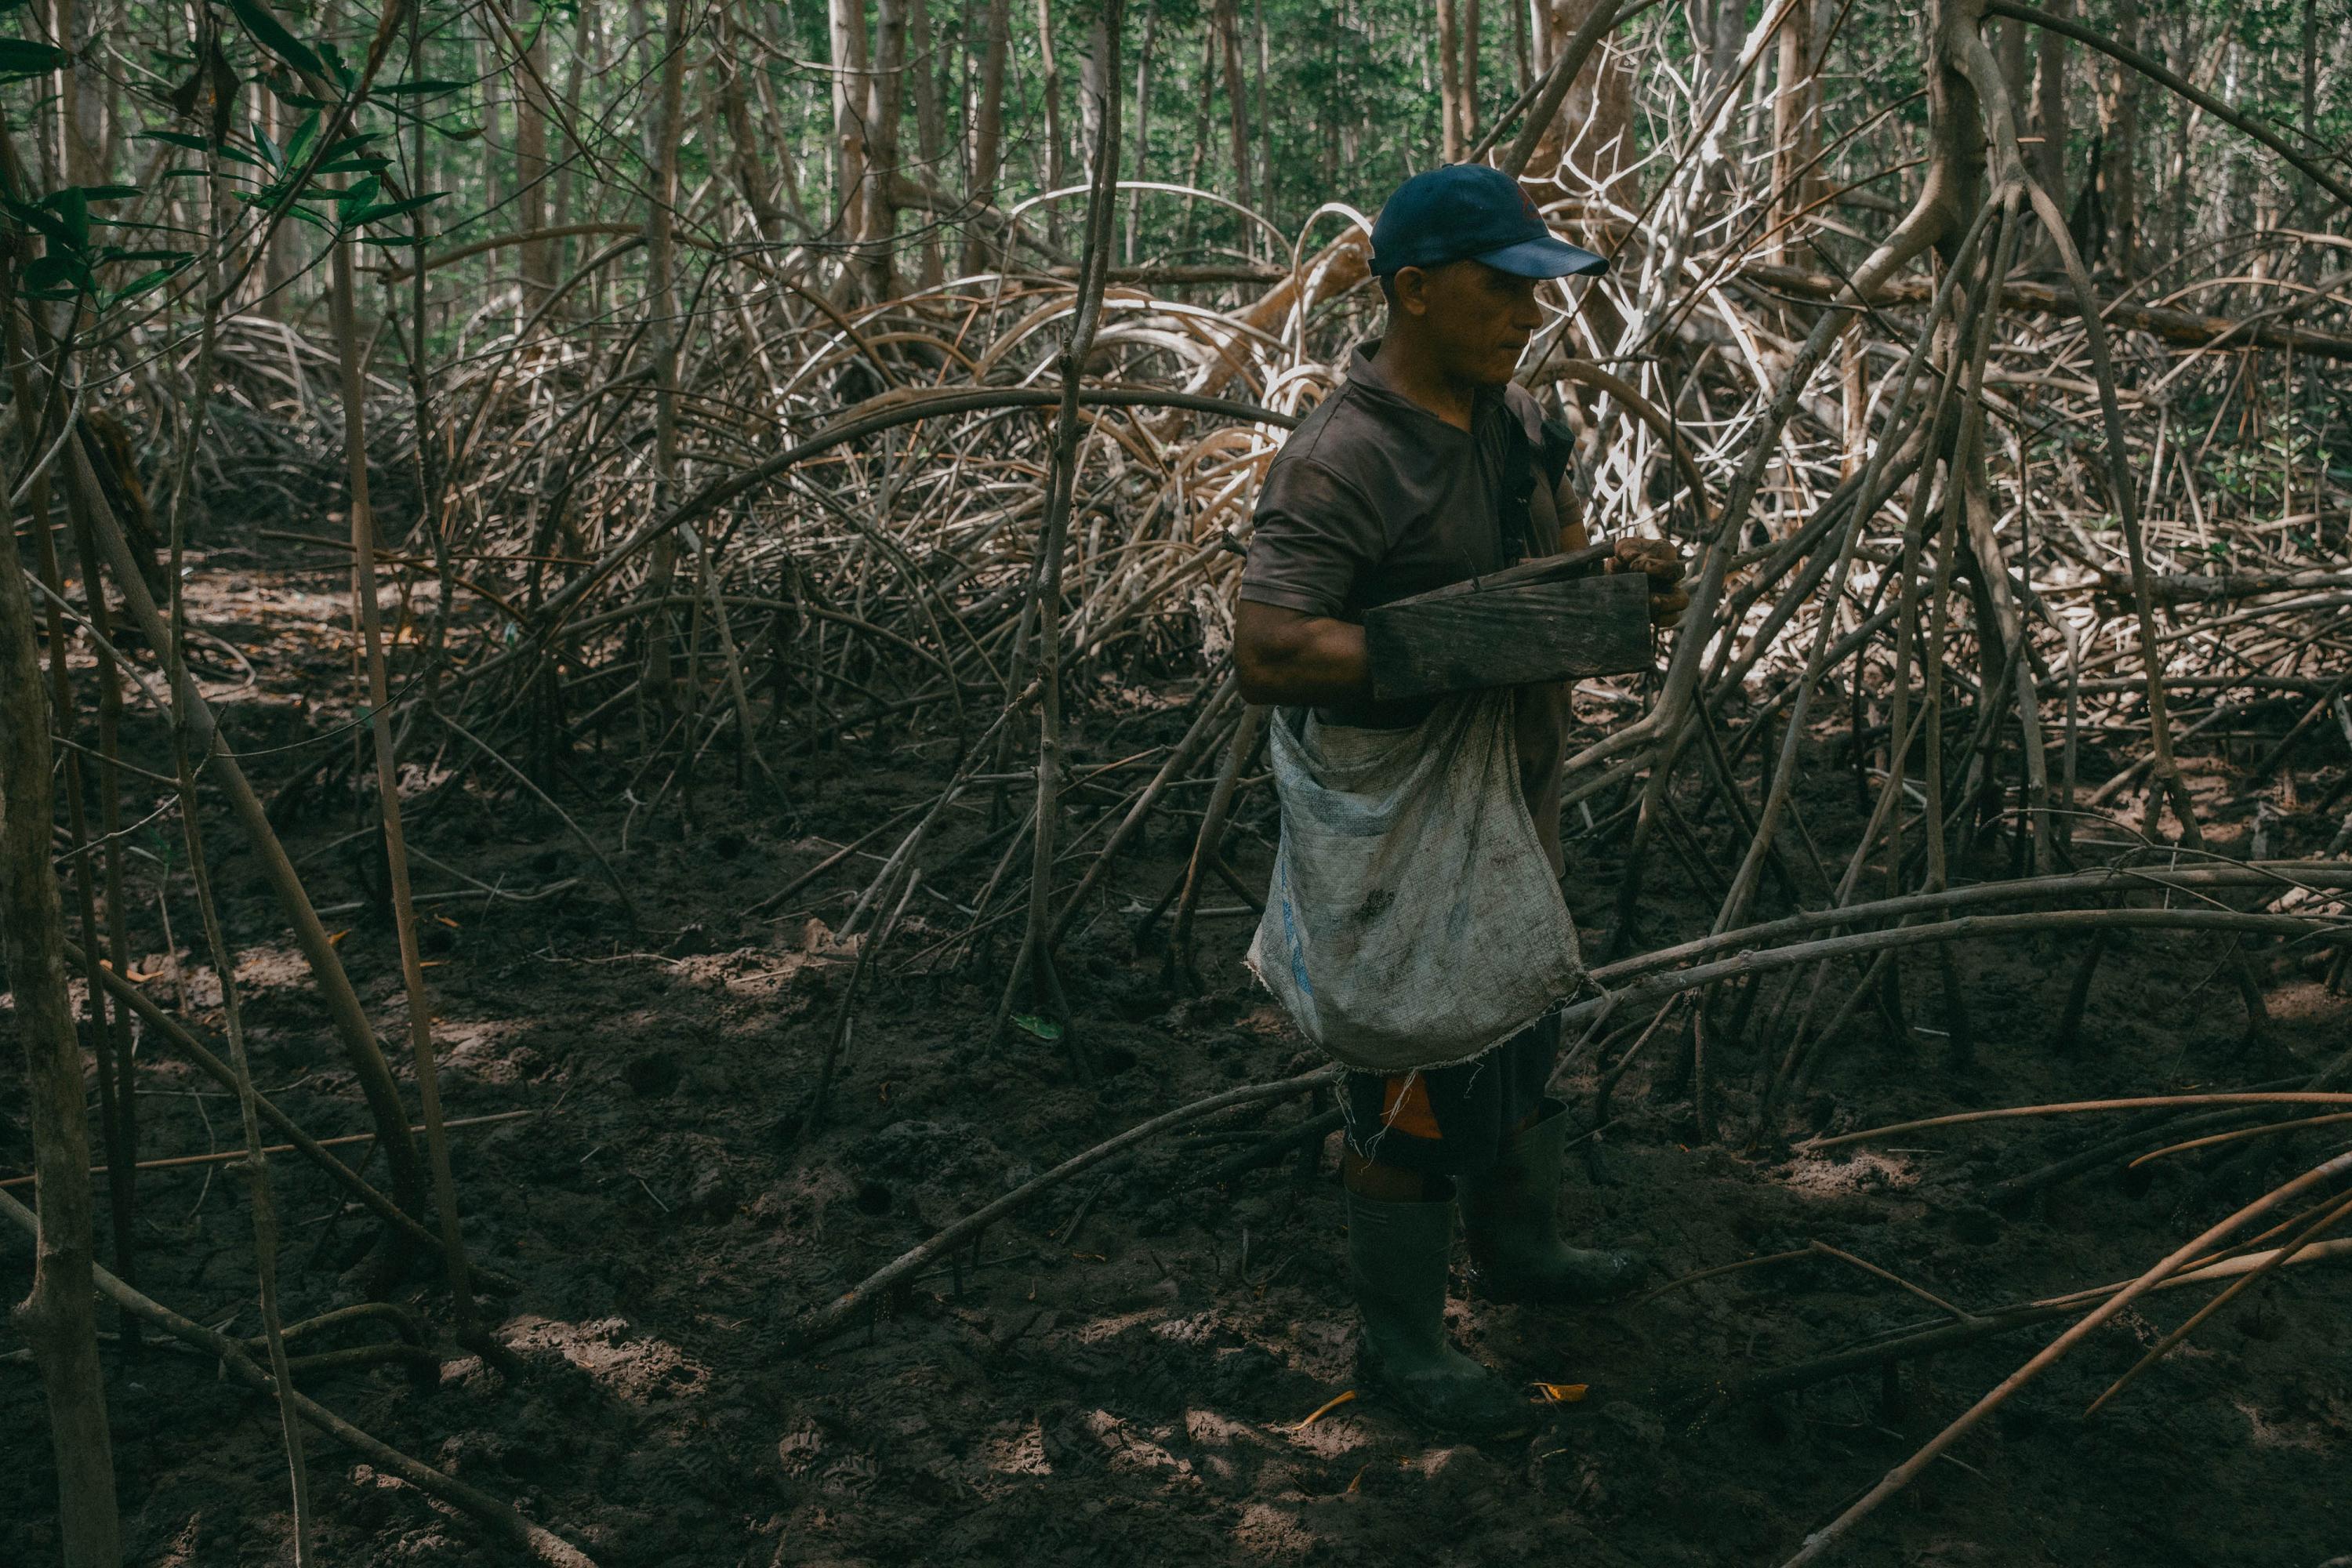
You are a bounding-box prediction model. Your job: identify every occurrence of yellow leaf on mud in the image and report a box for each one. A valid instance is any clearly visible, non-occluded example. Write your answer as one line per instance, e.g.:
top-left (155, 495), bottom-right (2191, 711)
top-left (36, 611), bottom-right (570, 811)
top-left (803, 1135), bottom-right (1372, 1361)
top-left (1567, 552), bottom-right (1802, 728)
top-left (1533, 1381), bottom-right (1588, 1404)
top-left (327, 929), bottom-right (350, 946)
top-left (1289, 1389), bottom-right (1356, 1432)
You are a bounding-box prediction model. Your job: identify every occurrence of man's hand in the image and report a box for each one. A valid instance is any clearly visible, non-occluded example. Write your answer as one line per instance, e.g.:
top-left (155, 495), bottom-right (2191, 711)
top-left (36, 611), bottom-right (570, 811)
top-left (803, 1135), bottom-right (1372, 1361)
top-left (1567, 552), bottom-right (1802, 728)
top-left (1607, 536), bottom-right (1690, 628)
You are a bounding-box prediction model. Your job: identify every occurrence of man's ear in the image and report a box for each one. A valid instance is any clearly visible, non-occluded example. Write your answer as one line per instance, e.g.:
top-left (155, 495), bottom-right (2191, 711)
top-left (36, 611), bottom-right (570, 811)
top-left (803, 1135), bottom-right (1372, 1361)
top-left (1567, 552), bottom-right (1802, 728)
top-left (1390, 266), bottom-right (1430, 317)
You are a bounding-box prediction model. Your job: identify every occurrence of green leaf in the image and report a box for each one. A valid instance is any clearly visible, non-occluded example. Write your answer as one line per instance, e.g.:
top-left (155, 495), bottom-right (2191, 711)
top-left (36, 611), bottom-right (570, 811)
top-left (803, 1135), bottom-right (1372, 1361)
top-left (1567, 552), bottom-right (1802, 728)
top-left (7, 201), bottom-right (74, 249)
top-left (360, 232), bottom-right (426, 246)
top-left (225, 0), bottom-right (325, 78)
top-left (66, 183), bottom-right (141, 203)
top-left (25, 252), bottom-right (86, 293)
top-left (42, 187), bottom-right (89, 249)
top-left (429, 122), bottom-right (485, 143)
top-left (350, 191), bottom-right (445, 225)
top-left (108, 263), bottom-right (187, 304)
top-left (334, 172), bottom-right (380, 222)
top-left (0, 38), bottom-right (67, 75)
top-left (283, 110), bottom-right (320, 169)
top-left (1010, 1014), bottom-right (1064, 1042)
top-left (139, 130), bottom-right (214, 151)
top-left (381, 78), bottom-right (465, 96)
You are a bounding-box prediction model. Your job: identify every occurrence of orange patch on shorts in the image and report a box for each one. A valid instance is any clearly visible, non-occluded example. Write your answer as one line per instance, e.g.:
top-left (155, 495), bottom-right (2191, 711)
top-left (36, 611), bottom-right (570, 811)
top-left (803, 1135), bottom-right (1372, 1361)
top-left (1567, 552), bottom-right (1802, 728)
top-left (1379, 1073), bottom-right (1443, 1140)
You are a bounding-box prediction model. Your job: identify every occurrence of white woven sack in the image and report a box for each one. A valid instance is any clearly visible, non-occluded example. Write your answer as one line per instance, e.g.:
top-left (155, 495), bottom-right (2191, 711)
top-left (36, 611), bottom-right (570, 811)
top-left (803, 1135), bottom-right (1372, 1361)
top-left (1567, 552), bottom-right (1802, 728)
top-left (1245, 690), bottom-right (1583, 1073)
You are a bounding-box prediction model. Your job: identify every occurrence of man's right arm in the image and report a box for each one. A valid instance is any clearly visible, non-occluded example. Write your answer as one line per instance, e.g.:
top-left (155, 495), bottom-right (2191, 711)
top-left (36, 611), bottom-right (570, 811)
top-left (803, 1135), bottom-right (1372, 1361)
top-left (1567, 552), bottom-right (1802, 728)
top-left (1235, 601), bottom-right (1370, 706)
top-left (1236, 456), bottom-right (1377, 706)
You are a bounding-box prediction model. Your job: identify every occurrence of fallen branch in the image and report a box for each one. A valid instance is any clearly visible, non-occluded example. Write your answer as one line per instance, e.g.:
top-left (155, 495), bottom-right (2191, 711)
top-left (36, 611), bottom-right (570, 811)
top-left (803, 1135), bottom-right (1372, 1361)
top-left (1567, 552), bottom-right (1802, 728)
top-left (787, 1063), bottom-right (1339, 1350)
top-left (0, 1185), bottom-right (599, 1568)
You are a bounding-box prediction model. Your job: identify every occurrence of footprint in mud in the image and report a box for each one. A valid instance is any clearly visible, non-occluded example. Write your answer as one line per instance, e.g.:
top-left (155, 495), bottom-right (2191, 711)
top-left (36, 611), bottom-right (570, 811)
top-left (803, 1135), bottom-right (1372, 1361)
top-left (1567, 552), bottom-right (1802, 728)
top-left (777, 1424), bottom-right (824, 1476)
top-left (818, 1452), bottom-right (880, 1497)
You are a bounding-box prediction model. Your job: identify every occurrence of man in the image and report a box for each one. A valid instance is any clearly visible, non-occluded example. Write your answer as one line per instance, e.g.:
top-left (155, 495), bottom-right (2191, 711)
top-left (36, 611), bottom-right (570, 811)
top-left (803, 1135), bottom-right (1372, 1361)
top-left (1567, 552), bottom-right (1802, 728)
top-left (1233, 165), bottom-right (1685, 1436)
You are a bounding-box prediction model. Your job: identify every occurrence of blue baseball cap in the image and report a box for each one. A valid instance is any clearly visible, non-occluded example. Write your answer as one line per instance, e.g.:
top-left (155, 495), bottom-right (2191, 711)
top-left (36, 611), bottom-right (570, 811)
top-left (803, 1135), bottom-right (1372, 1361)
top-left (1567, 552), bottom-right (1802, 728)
top-left (1370, 164), bottom-right (1609, 279)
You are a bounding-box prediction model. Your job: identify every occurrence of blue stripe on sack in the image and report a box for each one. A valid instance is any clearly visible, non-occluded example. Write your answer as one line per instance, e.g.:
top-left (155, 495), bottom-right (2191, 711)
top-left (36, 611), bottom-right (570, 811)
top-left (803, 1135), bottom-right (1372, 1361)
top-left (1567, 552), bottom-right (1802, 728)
top-left (1277, 856), bottom-right (1313, 998)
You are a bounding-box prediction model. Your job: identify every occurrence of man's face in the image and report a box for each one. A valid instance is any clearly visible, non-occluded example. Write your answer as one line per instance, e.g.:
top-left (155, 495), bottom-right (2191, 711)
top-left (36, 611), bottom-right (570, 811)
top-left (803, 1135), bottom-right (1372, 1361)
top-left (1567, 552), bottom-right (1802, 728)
top-left (1391, 260), bottom-right (1547, 386)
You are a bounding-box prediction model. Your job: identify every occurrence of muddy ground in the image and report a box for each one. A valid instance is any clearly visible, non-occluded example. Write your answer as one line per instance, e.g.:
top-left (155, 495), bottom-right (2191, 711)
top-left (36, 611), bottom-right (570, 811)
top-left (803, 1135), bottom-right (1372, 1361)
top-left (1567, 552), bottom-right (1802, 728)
top-left (5, 546), bottom-right (2351, 1568)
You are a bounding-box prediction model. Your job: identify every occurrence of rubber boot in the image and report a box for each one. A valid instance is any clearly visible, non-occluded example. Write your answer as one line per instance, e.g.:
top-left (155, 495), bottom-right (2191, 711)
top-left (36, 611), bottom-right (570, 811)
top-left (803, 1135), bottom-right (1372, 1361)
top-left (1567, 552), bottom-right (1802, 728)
top-left (1345, 1186), bottom-right (1534, 1438)
top-left (1459, 1099), bottom-right (1646, 1305)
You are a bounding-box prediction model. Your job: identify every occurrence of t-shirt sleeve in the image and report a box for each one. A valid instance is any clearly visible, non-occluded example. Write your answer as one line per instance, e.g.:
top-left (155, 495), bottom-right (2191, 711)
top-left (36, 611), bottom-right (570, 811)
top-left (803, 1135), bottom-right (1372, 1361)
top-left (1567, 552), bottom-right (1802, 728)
top-left (1238, 458), bottom-right (1378, 619)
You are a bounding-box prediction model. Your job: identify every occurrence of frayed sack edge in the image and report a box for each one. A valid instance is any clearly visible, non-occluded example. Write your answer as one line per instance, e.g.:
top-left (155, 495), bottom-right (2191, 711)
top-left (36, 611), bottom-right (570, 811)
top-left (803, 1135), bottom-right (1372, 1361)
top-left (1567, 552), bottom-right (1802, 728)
top-left (1242, 944), bottom-right (1577, 1076)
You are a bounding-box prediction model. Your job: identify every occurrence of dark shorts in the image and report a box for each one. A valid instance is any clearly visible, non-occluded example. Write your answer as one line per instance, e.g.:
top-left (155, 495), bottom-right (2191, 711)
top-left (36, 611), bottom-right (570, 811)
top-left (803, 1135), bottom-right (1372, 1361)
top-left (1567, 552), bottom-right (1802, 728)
top-left (1338, 1012), bottom-right (1561, 1178)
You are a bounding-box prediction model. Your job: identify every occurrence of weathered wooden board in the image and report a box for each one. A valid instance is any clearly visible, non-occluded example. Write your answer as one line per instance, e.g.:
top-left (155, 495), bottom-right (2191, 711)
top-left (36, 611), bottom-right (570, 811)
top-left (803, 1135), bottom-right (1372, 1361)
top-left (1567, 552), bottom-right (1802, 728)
top-left (1365, 561), bottom-right (1651, 702)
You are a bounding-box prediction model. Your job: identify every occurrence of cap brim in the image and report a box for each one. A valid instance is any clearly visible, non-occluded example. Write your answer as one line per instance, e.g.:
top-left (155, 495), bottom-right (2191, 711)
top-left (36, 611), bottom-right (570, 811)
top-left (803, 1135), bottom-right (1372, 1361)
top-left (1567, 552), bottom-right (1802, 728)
top-left (1475, 235), bottom-right (1610, 278)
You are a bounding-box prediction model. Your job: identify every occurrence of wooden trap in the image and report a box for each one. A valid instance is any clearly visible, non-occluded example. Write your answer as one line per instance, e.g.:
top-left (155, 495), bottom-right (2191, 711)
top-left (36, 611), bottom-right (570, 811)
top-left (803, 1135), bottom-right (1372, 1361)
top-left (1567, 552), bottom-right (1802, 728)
top-left (1363, 546), bottom-right (1654, 702)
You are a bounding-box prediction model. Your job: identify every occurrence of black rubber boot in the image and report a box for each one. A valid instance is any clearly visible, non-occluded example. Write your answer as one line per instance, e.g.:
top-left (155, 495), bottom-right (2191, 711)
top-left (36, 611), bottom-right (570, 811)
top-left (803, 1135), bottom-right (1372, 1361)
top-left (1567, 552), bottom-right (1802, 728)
top-left (1459, 1099), bottom-right (1646, 1305)
top-left (1345, 1186), bottom-right (1534, 1438)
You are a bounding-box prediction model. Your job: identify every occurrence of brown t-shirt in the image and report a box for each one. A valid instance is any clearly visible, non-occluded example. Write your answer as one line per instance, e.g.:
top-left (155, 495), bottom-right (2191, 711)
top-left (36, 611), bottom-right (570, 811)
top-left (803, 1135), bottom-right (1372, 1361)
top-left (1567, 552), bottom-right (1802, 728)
top-left (1239, 341), bottom-right (1570, 873)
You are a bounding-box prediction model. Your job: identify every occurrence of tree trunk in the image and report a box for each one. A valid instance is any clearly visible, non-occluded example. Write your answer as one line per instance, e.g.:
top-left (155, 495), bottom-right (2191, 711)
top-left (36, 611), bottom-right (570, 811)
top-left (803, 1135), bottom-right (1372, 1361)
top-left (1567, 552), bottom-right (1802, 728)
top-left (1769, 0), bottom-right (1819, 263)
top-left (1252, 0), bottom-right (1271, 217)
top-left (2, 393), bottom-right (123, 1568)
top-left (2032, 0), bottom-right (2069, 212)
top-left (514, 0), bottom-right (554, 306)
top-left (964, 0), bottom-right (1011, 272)
top-left (1463, 0), bottom-right (1482, 144)
top-left (908, 0), bottom-right (947, 285)
top-left (1211, 0), bottom-right (1250, 221)
top-left (646, 0), bottom-right (688, 719)
top-left (549, 0), bottom-right (595, 288)
top-left (829, 0), bottom-right (871, 246)
top-left (56, 0), bottom-right (103, 184)
top-left (2094, 0), bottom-right (2140, 276)
top-left (1036, 0), bottom-right (1065, 247)
top-left (1436, 0), bottom-right (1465, 162)
top-left (858, 0), bottom-right (909, 298)
top-left (718, 2), bottom-right (786, 245)
top-left (1127, 0), bottom-right (1160, 264)
top-left (1527, 0), bottom-right (1637, 231)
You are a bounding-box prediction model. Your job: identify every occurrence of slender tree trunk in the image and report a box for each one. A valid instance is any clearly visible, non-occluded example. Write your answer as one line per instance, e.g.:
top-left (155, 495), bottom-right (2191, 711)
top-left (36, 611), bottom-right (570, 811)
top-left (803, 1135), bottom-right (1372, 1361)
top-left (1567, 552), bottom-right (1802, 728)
top-left (1436, 0), bottom-right (1465, 162)
top-left (549, 0), bottom-right (593, 277)
top-left (718, 3), bottom-right (785, 244)
top-left (1211, 0), bottom-right (1250, 224)
top-left (858, 0), bottom-right (909, 299)
top-left (1080, 25), bottom-right (1108, 173)
top-left (1463, 0), bottom-right (1481, 143)
top-left (329, 232), bottom-right (483, 1340)
top-left (1180, 22), bottom-right (1214, 252)
top-left (1006, 0), bottom-right (1123, 1068)
top-left (1036, 0), bottom-right (1070, 249)
top-left (1251, 0), bottom-right (1271, 220)
top-left (1, 348), bottom-right (123, 1568)
top-left (1126, 0), bottom-right (1160, 264)
top-left (908, 0), bottom-right (947, 285)
top-left (2095, 0), bottom-right (2140, 276)
top-left (829, 0), bottom-right (872, 246)
top-left (2032, 0), bottom-right (2069, 212)
top-left (259, 87), bottom-right (299, 315)
top-left (1769, 0), bottom-right (1819, 263)
top-left (964, 0), bottom-right (1011, 271)
top-left (56, 0), bottom-right (103, 184)
top-left (646, 0), bottom-right (688, 722)
top-left (514, 0), bottom-right (553, 305)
